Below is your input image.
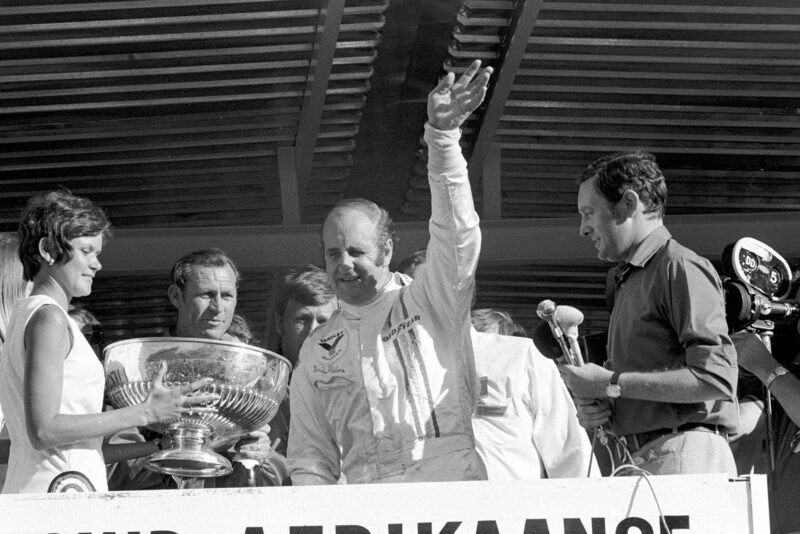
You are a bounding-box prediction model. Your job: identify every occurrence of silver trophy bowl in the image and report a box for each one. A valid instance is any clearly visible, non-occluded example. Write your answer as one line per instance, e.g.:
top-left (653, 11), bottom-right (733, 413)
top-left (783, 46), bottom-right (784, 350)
top-left (103, 337), bottom-right (291, 478)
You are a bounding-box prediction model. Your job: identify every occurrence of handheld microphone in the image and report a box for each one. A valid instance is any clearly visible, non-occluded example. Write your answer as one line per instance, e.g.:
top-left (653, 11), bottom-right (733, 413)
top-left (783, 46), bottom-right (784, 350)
top-left (554, 305), bottom-right (585, 366)
top-left (536, 300), bottom-right (583, 366)
top-left (531, 321), bottom-right (564, 360)
top-left (536, 300), bottom-right (614, 449)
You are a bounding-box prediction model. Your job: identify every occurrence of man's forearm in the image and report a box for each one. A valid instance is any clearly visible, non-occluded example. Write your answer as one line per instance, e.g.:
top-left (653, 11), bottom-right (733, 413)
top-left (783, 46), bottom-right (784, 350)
top-left (423, 121), bottom-right (480, 285)
top-left (767, 374), bottom-right (800, 427)
top-left (617, 368), bottom-right (732, 403)
top-left (425, 122), bottom-right (466, 179)
top-left (741, 351), bottom-right (800, 427)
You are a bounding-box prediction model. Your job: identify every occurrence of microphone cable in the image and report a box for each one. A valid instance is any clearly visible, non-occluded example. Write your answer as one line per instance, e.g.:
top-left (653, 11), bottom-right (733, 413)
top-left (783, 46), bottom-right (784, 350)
top-left (610, 464), bottom-right (673, 534)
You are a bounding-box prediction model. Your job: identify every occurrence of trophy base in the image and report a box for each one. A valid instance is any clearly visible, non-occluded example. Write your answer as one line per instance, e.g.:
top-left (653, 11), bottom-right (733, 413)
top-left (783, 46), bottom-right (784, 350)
top-left (147, 424), bottom-right (233, 478)
top-left (148, 448), bottom-right (233, 478)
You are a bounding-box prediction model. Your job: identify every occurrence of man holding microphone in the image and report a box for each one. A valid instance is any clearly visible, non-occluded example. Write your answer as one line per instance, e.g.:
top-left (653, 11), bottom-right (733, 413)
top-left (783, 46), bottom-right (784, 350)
top-left (559, 151), bottom-right (738, 476)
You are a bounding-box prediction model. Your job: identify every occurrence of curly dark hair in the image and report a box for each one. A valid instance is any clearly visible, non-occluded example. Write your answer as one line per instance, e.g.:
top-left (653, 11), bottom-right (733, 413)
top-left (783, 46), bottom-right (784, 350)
top-left (18, 190), bottom-right (112, 281)
top-left (578, 151), bottom-right (668, 218)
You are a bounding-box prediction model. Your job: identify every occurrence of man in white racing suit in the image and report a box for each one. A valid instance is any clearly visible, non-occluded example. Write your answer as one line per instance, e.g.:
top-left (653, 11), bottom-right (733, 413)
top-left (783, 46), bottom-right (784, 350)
top-left (288, 60), bottom-right (493, 484)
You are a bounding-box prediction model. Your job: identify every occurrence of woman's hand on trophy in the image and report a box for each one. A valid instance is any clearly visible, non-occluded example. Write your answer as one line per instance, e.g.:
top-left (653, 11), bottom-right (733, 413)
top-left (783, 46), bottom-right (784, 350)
top-left (427, 59), bottom-right (493, 131)
top-left (143, 362), bottom-right (220, 423)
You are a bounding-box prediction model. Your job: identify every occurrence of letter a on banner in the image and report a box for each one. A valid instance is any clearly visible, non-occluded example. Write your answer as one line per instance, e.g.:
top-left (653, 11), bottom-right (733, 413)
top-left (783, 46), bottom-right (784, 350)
top-left (417, 523), bottom-right (461, 534)
top-left (522, 520), bottom-right (551, 534)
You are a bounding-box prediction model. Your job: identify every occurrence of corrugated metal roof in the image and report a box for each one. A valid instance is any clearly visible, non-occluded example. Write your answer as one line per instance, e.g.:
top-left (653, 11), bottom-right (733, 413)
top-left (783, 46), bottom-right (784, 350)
top-left (1, 0), bottom-right (389, 228)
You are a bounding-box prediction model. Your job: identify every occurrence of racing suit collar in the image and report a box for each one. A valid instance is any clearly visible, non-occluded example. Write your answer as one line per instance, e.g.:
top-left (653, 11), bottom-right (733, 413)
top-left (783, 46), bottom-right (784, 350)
top-left (339, 272), bottom-right (404, 320)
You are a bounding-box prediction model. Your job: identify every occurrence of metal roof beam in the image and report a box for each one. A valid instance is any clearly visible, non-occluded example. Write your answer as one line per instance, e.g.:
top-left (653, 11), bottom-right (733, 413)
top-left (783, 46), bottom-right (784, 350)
top-left (293, 0), bottom-right (346, 219)
top-left (468, 0), bottom-right (544, 185)
top-left (97, 212), bottom-right (800, 272)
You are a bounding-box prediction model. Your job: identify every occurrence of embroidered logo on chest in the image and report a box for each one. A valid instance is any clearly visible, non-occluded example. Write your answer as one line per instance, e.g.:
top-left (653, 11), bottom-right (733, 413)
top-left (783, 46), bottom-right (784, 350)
top-left (317, 330), bottom-right (345, 361)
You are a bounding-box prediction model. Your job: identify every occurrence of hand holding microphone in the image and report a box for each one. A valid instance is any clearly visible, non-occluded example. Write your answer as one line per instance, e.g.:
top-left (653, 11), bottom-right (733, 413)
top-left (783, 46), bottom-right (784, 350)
top-left (535, 299), bottom-right (584, 366)
top-left (535, 299), bottom-right (612, 396)
top-left (535, 299), bottom-right (617, 450)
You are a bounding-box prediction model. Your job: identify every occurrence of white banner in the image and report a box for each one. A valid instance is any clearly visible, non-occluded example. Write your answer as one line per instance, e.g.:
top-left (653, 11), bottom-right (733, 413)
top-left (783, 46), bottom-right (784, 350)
top-left (0, 474), bottom-right (768, 534)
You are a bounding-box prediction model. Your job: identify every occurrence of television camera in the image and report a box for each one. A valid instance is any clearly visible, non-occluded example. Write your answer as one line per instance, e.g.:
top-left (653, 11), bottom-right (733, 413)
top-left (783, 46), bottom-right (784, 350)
top-left (722, 237), bottom-right (800, 473)
top-left (722, 237), bottom-right (799, 333)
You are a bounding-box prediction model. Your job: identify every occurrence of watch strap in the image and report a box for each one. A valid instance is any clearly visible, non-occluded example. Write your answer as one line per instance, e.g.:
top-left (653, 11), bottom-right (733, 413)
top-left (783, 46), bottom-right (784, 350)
top-left (766, 365), bottom-right (789, 390)
top-left (606, 371), bottom-right (622, 398)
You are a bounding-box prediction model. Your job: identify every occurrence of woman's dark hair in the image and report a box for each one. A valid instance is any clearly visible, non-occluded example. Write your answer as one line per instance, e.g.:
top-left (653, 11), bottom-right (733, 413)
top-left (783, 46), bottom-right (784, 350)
top-left (18, 190), bottom-right (112, 281)
top-left (578, 151), bottom-right (668, 218)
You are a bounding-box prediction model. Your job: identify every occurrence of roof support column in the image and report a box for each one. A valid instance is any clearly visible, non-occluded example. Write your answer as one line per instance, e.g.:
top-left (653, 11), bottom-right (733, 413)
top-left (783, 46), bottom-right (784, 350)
top-left (294, 0), bottom-right (346, 220)
top-left (277, 146), bottom-right (301, 225)
top-left (482, 143), bottom-right (502, 219)
top-left (468, 0), bottom-right (544, 185)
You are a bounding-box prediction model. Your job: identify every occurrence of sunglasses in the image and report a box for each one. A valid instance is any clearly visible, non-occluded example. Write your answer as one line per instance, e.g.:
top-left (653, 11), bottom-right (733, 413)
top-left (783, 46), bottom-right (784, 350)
top-left (81, 325), bottom-right (104, 347)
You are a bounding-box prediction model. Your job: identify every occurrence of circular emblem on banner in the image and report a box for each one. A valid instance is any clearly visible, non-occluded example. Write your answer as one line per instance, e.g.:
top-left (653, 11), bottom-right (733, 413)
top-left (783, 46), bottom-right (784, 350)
top-left (47, 471), bottom-right (96, 493)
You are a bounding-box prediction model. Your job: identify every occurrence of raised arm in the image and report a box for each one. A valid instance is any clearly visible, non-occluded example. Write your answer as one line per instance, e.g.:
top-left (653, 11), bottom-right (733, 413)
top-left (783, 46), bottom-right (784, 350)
top-left (419, 60), bottom-right (492, 314)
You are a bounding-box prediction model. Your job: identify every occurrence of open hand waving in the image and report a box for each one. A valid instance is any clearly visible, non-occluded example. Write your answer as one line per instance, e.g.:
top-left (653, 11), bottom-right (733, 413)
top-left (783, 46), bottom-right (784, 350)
top-left (427, 59), bottom-right (493, 131)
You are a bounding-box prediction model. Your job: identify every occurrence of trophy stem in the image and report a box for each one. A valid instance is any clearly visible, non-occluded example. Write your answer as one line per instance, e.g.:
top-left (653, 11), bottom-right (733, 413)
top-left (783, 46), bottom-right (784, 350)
top-left (147, 423), bottom-right (233, 478)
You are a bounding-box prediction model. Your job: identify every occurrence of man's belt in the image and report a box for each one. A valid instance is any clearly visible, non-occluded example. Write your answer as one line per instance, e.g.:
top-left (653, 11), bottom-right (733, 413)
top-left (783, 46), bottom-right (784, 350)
top-left (624, 422), bottom-right (728, 452)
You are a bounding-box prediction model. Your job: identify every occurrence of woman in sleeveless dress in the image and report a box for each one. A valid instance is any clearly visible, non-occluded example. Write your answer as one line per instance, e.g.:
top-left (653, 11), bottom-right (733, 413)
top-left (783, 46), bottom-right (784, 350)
top-left (0, 190), bottom-right (219, 493)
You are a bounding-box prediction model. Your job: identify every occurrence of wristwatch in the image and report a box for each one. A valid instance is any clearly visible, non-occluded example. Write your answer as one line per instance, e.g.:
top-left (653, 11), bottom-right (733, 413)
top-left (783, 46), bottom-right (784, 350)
top-left (606, 372), bottom-right (622, 399)
top-left (765, 365), bottom-right (789, 390)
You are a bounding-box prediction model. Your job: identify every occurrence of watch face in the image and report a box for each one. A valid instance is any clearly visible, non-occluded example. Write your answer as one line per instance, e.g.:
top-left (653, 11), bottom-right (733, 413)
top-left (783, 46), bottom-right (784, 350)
top-left (606, 384), bottom-right (622, 399)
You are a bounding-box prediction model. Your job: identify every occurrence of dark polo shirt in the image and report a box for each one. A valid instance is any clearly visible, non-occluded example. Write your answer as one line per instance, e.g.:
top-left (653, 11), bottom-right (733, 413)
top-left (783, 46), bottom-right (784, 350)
top-left (607, 226), bottom-right (738, 436)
